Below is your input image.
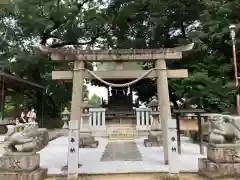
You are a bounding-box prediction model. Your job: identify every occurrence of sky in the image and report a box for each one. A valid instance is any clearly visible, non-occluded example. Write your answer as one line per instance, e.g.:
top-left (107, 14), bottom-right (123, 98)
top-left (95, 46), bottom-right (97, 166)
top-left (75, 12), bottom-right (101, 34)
top-left (87, 83), bottom-right (140, 106)
top-left (86, 61), bottom-right (138, 101)
top-left (87, 84), bottom-right (108, 99)
top-left (87, 84), bottom-right (138, 102)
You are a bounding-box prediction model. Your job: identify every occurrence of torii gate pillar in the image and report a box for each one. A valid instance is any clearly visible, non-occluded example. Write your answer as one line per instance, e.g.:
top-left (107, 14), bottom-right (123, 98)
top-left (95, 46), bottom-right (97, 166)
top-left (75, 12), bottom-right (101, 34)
top-left (68, 60), bottom-right (84, 178)
top-left (156, 59), bottom-right (171, 165)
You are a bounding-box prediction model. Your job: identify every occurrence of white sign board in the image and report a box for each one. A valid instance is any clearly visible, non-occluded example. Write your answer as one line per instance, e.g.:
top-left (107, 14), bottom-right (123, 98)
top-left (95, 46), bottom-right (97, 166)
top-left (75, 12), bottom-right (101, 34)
top-left (167, 119), bottom-right (179, 174)
top-left (68, 120), bottom-right (80, 175)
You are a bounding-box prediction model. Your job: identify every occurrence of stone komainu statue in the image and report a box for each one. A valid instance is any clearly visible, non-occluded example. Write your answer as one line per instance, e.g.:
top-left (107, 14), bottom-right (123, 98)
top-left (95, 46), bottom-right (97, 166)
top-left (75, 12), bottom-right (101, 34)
top-left (3, 122), bottom-right (49, 154)
top-left (209, 114), bottom-right (240, 144)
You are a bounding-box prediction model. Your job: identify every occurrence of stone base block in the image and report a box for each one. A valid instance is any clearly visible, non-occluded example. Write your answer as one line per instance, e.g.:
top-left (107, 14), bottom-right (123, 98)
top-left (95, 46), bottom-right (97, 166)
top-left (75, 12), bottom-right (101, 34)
top-left (0, 168), bottom-right (47, 180)
top-left (79, 135), bottom-right (99, 148)
top-left (149, 130), bottom-right (162, 139)
top-left (79, 140), bottom-right (99, 148)
top-left (144, 131), bottom-right (162, 147)
top-left (144, 138), bottom-right (162, 147)
top-left (198, 158), bottom-right (240, 178)
top-left (0, 154), bottom-right (40, 172)
top-left (207, 143), bottom-right (240, 163)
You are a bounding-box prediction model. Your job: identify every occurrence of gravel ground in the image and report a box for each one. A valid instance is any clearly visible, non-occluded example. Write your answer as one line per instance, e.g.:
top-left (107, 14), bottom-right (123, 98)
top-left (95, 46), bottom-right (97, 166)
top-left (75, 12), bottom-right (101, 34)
top-left (44, 174), bottom-right (240, 180)
top-left (44, 173), bottom-right (240, 180)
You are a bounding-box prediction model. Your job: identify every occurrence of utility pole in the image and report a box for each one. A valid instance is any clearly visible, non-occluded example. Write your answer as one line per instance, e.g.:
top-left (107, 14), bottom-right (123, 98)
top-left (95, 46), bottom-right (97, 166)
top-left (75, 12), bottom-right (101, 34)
top-left (229, 24), bottom-right (240, 115)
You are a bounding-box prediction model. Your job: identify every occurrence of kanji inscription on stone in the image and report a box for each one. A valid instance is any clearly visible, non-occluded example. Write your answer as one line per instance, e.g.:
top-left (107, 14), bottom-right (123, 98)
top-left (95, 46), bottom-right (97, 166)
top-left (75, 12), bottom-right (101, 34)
top-left (70, 148), bottom-right (75, 153)
top-left (171, 147), bottom-right (177, 152)
top-left (8, 159), bottom-right (20, 169)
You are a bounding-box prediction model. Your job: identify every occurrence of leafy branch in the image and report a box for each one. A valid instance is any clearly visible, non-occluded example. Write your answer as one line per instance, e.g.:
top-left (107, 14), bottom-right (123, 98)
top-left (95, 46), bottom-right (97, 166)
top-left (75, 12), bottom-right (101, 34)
top-left (40, 0), bottom-right (100, 47)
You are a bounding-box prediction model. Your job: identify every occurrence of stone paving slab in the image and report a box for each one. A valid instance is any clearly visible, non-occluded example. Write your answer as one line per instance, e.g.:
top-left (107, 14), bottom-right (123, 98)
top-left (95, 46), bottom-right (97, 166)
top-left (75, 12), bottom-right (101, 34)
top-left (48, 129), bottom-right (65, 141)
top-left (100, 141), bottom-right (142, 161)
top-left (39, 136), bottom-right (206, 175)
top-left (0, 134), bottom-right (207, 175)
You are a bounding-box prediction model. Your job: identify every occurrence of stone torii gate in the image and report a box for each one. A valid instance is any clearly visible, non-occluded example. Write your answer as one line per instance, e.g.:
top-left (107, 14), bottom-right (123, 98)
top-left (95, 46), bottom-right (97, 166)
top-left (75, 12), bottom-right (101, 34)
top-left (40, 43), bottom-right (193, 176)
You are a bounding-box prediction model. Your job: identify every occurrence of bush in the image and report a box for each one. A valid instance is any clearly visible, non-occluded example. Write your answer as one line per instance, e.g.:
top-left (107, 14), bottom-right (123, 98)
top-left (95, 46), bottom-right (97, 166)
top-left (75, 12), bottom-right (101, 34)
top-left (4, 104), bottom-right (15, 118)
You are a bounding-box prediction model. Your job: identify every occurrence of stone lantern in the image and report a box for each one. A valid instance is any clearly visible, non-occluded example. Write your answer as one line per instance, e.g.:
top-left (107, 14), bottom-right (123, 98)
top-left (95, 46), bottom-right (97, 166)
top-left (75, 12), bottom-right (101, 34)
top-left (80, 97), bottom-right (91, 132)
top-left (79, 97), bottom-right (99, 148)
top-left (61, 107), bottom-right (70, 129)
top-left (144, 96), bottom-right (163, 147)
top-left (149, 96), bottom-right (158, 112)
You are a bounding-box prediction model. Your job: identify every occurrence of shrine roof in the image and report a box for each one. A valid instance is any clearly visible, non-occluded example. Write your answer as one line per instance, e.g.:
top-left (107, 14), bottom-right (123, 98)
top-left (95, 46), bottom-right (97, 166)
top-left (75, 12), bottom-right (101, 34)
top-left (0, 71), bottom-right (44, 89)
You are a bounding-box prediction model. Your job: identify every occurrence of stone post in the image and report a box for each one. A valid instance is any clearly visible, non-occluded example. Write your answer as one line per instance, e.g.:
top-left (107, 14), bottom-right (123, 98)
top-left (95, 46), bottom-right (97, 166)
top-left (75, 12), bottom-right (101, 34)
top-left (136, 109), bottom-right (140, 130)
top-left (156, 59), bottom-right (171, 165)
top-left (68, 60), bottom-right (84, 178)
top-left (167, 119), bottom-right (179, 176)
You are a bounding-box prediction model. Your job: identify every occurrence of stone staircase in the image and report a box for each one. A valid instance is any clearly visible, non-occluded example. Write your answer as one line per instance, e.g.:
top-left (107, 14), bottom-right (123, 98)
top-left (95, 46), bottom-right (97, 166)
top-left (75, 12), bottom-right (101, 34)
top-left (107, 125), bottom-right (136, 140)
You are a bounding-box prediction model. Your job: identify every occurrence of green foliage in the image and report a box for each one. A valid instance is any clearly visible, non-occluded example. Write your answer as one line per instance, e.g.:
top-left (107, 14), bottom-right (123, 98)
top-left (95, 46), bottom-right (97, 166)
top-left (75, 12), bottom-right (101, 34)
top-left (0, 0), bottom-right (99, 123)
top-left (0, 0), bottom-right (239, 117)
top-left (101, 0), bottom-right (239, 113)
top-left (4, 104), bottom-right (14, 118)
top-left (88, 93), bottom-right (101, 106)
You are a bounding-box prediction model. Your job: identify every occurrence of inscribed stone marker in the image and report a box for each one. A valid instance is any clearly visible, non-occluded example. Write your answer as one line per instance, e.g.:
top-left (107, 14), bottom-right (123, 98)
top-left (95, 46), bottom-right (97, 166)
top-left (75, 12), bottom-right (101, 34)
top-left (68, 120), bottom-right (79, 176)
top-left (167, 119), bottom-right (179, 174)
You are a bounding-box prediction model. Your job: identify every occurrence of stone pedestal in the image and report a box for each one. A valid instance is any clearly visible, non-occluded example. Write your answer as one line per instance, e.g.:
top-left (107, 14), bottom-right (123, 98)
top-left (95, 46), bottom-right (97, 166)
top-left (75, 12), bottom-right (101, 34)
top-left (199, 143), bottom-right (240, 178)
top-left (79, 114), bottom-right (98, 148)
top-left (0, 153), bottom-right (46, 180)
top-left (79, 132), bottom-right (99, 148)
top-left (62, 119), bottom-right (68, 129)
top-left (144, 130), bottom-right (163, 147)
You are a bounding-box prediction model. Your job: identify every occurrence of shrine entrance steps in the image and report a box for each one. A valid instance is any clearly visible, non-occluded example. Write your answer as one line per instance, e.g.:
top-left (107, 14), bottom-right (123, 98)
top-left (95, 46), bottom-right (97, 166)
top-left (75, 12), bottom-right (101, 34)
top-left (107, 124), bottom-right (137, 140)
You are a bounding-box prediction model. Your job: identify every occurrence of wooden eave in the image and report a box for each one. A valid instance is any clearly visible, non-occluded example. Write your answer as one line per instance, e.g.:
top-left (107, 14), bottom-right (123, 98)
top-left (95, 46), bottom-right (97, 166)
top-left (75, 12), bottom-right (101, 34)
top-left (0, 72), bottom-right (44, 89)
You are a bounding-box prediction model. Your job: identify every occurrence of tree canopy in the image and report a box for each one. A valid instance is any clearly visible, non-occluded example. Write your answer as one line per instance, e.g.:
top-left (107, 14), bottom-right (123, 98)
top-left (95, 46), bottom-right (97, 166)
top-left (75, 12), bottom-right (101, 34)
top-left (88, 93), bottom-right (101, 106)
top-left (0, 0), bottom-right (239, 117)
